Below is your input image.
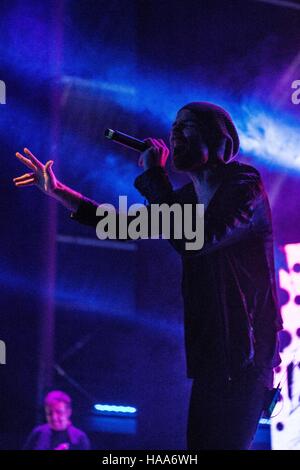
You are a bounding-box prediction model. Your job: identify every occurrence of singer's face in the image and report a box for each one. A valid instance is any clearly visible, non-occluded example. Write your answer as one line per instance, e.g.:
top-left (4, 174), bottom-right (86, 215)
top-left (169, 109), bottom-right (209, 172)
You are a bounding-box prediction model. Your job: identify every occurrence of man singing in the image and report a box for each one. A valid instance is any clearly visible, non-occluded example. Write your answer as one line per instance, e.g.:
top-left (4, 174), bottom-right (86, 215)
top-left (14, 101), bottom-right (282, 449)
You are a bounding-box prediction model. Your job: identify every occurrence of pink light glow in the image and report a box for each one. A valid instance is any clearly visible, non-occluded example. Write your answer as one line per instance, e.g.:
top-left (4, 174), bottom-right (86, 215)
top-left (271, 243), bottom-right (300, 450)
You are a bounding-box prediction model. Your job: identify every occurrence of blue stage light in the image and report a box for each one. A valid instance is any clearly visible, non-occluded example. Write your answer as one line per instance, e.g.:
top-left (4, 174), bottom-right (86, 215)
top-left (93, 403), bottom-right (137, 415)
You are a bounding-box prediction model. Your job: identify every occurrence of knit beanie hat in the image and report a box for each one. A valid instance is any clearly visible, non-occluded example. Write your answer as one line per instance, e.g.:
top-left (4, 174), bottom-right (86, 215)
top-left (179, 102), bottom-right (240, 163)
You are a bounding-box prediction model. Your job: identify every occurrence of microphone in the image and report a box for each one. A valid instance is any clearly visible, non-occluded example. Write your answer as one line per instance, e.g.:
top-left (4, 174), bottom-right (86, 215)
top-left (104, 128), bottom-right (149, 152)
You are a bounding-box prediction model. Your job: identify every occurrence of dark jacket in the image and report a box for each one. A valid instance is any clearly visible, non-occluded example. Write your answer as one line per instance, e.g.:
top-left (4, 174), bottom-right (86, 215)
top-left (23, 423), bottom-right (90, 450)
top-left (71, 162), bottom-right (282, 385)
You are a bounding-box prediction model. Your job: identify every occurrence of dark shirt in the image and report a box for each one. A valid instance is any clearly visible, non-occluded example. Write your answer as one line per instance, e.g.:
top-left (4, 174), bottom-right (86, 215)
top-left (50, 430), bottom-right (69, 450)
top-left (71, 162), bottom-right (283, 386)
top-left (23, 423), bottom-right (90, 450)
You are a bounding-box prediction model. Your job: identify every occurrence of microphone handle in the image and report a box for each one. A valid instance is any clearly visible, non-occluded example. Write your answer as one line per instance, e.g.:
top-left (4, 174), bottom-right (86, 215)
top-left (104, 128), bottom-right (149, 152)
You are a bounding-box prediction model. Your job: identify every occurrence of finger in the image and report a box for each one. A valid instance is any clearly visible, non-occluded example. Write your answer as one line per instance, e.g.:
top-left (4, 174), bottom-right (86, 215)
top-left (14, 178), bottom-right (35, 187)
top-left (162, 149), bottom-right (169, 164)
top-left (157, 139), bottom-right (169, 153)
top-left (158, 138), bottom-right (168, 148)
top-left (151, 139), bottom-right (161, 150)
top-left (13, 173), bottom-right (34, 182)
top-left (156, 139), bottom-right (169, 165)
top-left (23, 148), bottom-right (43, 169)
top-left (152, 139), bottom-right (167, 152)
top-left (15, 152), bottom-right (36, 171)
top-left (45, 160), bottom-right (54, 176)
top-left (155, 139), bottom-right (166, 153)
top-left (151, 139), bottom-right (166, 158)
top-left (157, 139), bottom-right (169, 155)
top-left (144, 137), bottom-right (159, 149)
top-left (45, 160), bottom-right (53, 169)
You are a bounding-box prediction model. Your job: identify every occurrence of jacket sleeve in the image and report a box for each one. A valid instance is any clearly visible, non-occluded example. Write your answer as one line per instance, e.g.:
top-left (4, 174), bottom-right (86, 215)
top-left (78, 433), bottom-right (91, 450)
top-left (70, 167), bottom-right (175, 229)
top-left (22, 428), bottom-right (39, 450)
top-left (134, 165), bottom-right (269, 257)
top-left (69, 195), bottom-right (151, 242)
top-left (70, 195), bottom-right (103, 227)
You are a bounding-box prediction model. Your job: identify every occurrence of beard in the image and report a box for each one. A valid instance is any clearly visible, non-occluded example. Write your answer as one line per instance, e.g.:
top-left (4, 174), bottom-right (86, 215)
top-left (172, 144), bottom-right (204, 171)
top-left (172, 144), bottom-right (190, 170)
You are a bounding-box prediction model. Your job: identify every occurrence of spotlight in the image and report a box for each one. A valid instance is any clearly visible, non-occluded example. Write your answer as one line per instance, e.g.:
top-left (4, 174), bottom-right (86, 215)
top-left (93, 403), bottom-right (137, 416)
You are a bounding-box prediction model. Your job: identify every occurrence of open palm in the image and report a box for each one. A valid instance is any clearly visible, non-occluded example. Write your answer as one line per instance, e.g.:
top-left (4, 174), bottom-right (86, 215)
top-left (13, 148), bottom-right (57, 195)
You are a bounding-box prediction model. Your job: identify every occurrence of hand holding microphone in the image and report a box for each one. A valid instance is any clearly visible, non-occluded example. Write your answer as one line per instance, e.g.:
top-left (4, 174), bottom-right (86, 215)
top-left (104, 129), bottom-right (169, 170)
top-left (138, 137), bottom-right (169, 170)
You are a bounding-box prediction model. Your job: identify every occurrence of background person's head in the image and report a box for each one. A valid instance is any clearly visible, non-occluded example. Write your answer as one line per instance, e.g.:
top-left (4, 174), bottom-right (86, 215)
top-left (169, 102), bottom-right (240, 173)
top-left (44, 390), bottom-right (72, 431)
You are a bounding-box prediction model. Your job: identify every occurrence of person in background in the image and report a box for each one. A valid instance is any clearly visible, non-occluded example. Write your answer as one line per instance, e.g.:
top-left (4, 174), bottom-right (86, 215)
top-left (23, 390), bottom-right (90, 450)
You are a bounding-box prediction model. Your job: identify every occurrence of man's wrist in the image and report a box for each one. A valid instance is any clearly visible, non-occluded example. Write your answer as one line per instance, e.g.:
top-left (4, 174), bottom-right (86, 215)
top-left (51, 180), bottom-right (63, 199)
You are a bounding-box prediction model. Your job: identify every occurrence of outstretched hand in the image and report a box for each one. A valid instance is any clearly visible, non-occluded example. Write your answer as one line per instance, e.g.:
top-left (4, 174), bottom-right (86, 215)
top-left (138, 138), bottom-right (169, 171)
top-left (13, 148), bottom-right (57, 195)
